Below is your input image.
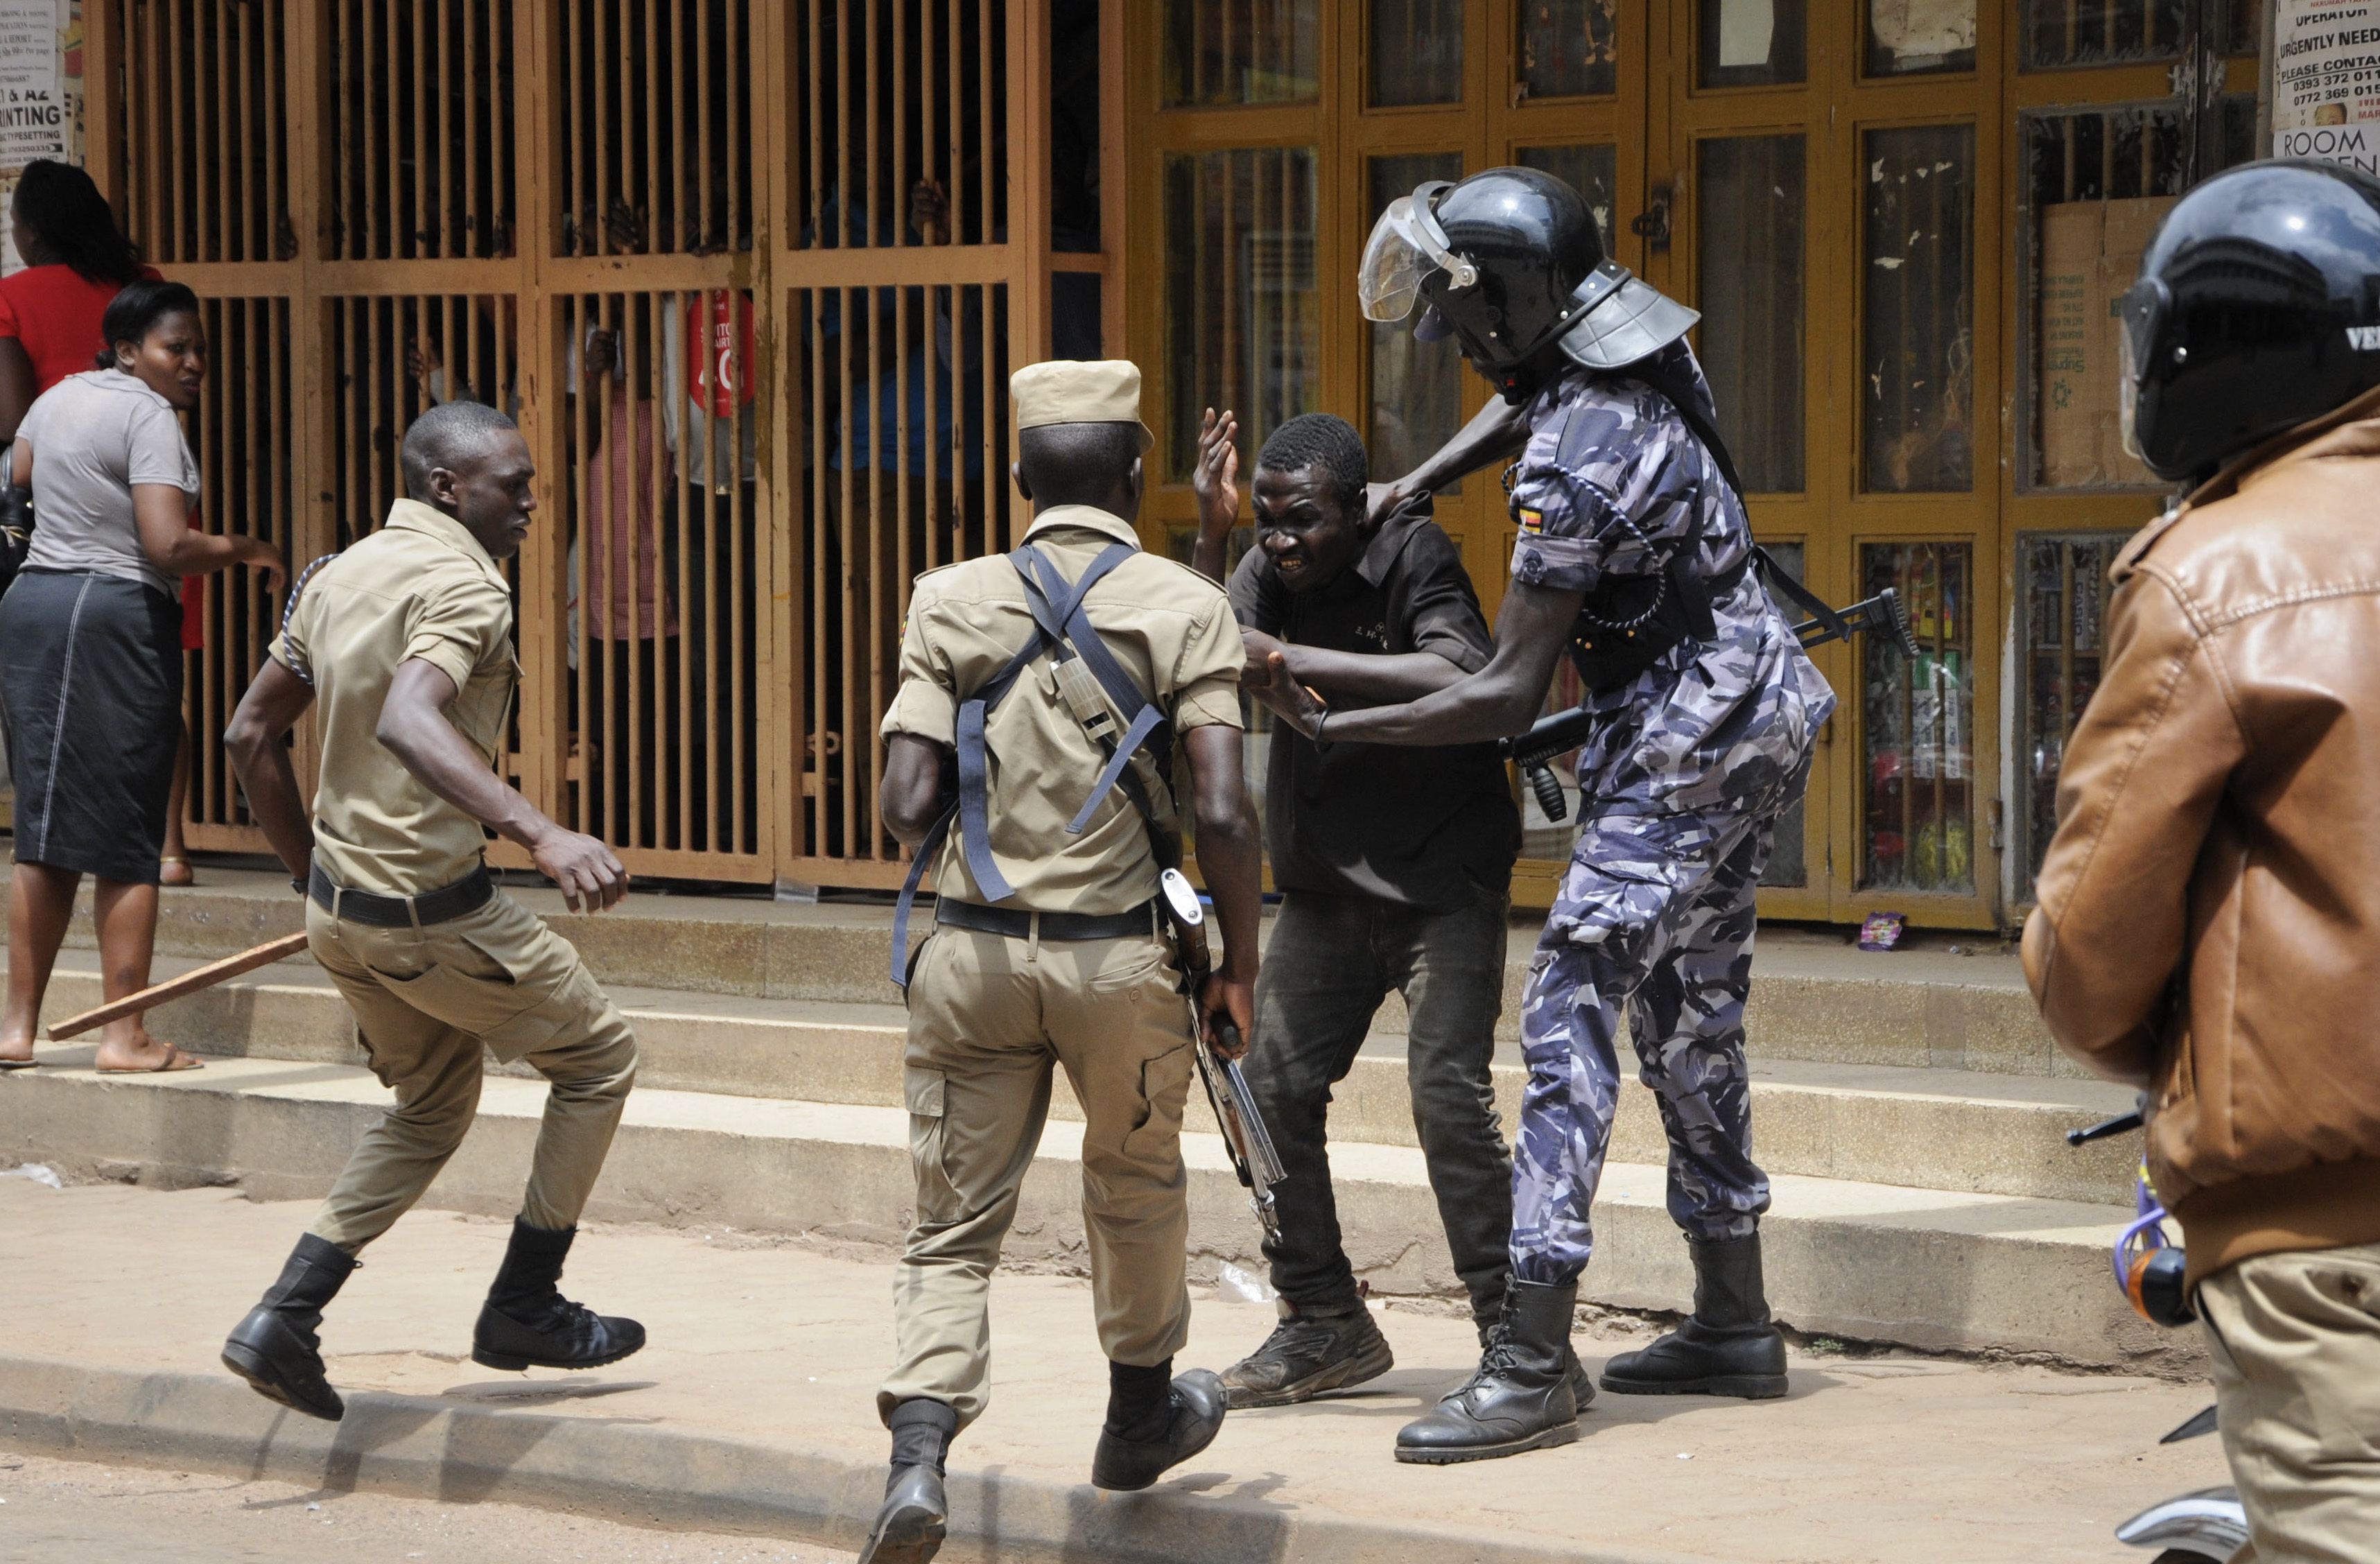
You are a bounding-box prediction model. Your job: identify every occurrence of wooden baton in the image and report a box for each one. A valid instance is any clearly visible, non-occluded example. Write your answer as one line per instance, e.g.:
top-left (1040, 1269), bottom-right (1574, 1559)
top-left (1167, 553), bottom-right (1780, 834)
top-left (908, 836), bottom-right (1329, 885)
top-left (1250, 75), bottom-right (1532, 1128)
top-left (46, 930), bottom-right (313, 1041)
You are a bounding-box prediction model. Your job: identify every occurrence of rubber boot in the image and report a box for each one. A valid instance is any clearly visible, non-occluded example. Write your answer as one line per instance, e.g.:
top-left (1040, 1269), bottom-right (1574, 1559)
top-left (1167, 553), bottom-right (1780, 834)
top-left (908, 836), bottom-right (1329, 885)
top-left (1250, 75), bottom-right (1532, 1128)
top-left (471, 1217), bottom-right (646, 1371)
top-left (1090, 1364), bottom-right (1228, 1491)
top-left (220, 1233), bottom-right (358, 1422)
top-left (1598, 1233), bottom-right (1787, 1399)
top-left (1394, 1278), bottom-right (1579, 1465)
top-left (858, 1398), bottom-right (957, 1564)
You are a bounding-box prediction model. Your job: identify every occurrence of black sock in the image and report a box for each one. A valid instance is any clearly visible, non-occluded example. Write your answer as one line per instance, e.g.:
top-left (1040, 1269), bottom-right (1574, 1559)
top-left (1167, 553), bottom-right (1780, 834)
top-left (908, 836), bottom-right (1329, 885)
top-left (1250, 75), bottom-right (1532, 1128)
top-left (887, 1398), bottom-right (958, 1474)
top-left (1104, 1357), bottom-right (1174, 1442)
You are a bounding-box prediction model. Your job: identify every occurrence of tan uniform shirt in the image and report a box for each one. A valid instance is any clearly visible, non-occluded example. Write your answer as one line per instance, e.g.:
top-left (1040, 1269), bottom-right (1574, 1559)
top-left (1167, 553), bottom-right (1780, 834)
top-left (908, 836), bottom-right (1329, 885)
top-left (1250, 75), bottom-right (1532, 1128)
top-left (273, 498), bottom-right (518, 896)
top-left (882, 504), bottom-right (1242, 914)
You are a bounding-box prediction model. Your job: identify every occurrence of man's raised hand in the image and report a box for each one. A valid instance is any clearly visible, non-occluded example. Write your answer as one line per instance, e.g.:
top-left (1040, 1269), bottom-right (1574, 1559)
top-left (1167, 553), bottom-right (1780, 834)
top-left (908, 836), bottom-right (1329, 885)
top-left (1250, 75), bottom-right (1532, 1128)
top-left (1193, 408), bottom-right (1240, 541)
top-left (532, 826), bottom-right (630, 913)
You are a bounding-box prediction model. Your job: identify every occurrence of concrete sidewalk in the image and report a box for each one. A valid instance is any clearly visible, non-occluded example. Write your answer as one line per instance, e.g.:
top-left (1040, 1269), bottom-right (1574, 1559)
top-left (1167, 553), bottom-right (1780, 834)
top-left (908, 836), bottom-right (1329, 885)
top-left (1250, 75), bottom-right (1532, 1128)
top-left (0, 1179), bottom-right (2221, 1563)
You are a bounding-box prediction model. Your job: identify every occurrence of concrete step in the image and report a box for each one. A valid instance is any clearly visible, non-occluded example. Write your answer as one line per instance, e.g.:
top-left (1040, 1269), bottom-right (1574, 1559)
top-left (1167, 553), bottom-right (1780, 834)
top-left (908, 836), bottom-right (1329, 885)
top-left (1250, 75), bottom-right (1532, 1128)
top-left (0, 1048), bottom-right (2189, 1374)
top-left (20, 947), bottom-right (2142, 1206)
top-left (17, 863), bottom-right (2077, 1078)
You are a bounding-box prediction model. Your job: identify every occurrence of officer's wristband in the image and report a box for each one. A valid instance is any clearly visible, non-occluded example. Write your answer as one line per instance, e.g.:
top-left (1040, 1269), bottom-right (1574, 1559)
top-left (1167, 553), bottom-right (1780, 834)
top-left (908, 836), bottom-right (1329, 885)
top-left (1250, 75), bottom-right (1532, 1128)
top-left (1312, 707), bottom-right (1330, 748)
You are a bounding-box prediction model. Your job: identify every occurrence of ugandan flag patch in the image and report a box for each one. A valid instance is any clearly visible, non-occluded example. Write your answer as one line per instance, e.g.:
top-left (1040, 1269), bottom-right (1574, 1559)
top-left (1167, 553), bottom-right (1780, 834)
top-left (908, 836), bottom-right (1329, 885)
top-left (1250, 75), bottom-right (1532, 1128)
top-left (1518, 507), bottom-right (1544, 535)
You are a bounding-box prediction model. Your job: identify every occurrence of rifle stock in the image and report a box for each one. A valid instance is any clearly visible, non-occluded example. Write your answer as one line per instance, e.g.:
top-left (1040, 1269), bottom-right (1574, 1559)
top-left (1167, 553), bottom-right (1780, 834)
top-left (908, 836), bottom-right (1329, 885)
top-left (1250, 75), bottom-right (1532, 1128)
top-left (1156, 869), bottom-right (1286, 1240)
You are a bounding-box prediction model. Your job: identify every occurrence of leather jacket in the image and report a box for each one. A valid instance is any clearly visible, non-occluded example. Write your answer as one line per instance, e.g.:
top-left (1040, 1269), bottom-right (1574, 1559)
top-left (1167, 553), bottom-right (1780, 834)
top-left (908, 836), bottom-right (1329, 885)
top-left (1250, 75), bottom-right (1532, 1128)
top-left (2024, 385), bottom-right (2380, 1287)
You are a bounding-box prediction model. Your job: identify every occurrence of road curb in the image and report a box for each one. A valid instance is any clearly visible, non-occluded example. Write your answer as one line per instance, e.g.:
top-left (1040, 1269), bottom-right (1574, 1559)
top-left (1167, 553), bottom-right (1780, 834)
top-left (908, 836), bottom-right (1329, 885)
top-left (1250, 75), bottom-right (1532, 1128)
top-left (0, 1351), bottom-right (1723, 1564)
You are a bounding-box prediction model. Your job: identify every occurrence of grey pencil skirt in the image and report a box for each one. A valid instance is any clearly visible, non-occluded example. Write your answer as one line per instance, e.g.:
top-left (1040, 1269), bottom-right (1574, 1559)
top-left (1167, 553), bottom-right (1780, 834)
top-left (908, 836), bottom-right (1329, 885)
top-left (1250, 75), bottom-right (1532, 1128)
top-left (0, 568), bottom-right (183, 885)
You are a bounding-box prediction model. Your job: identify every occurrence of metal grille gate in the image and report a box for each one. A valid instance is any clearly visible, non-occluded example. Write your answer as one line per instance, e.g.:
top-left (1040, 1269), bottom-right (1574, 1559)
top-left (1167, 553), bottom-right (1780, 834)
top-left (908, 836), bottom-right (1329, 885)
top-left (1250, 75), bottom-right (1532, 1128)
top-left (92, 0), bottom-right (1109, 889)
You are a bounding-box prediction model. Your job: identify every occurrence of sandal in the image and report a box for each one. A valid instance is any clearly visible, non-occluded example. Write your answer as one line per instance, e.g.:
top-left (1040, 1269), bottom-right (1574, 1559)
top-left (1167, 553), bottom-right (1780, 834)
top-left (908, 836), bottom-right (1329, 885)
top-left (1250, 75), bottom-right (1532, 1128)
top-left (94, 1044), bottom-right (205, 1075)
top-left (0, 1057), bottom-right (37, 1071)
top-left (159, 856), bottom-right (196, 887)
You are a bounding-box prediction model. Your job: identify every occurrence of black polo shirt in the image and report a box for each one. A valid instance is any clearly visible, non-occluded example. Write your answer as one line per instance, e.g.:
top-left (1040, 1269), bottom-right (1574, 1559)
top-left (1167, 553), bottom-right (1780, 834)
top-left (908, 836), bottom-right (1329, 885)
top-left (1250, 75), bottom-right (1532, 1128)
top-left (1228, 503), bottom-right (1521, 912)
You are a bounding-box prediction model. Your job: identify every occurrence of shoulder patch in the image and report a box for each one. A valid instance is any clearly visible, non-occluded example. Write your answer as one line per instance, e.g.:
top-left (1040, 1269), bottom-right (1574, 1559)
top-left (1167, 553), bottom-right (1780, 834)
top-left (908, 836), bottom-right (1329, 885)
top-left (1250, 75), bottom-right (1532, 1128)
top-left (1518, 507), bottom-right (1544, 535)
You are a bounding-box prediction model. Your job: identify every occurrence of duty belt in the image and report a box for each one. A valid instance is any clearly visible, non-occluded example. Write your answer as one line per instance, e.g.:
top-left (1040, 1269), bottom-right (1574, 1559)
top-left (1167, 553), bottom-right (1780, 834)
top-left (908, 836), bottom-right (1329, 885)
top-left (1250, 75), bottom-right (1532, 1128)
top-left (310, 863), bottom-right (495, 928)
top-left (935, 898), bottom-right (1157, 943)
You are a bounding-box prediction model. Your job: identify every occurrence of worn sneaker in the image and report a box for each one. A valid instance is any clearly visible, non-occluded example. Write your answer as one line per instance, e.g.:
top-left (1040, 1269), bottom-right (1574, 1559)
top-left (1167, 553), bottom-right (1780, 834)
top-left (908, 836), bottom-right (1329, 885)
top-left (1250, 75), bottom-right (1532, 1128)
top-left (1219, 1299), bottom-right (1395, 1409)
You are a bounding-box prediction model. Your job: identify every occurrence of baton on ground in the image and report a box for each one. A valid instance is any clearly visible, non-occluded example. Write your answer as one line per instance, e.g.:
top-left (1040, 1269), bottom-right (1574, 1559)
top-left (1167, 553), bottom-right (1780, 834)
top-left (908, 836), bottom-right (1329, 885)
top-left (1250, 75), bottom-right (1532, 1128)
top-left (46, 930), bottom-right (312, 1040)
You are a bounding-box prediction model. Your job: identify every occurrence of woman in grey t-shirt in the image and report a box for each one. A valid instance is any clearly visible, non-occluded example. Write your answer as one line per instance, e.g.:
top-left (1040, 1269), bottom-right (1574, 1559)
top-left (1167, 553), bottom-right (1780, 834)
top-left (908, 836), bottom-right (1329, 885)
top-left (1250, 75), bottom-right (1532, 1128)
top-left (0, 280), bottom-right (284, 1074)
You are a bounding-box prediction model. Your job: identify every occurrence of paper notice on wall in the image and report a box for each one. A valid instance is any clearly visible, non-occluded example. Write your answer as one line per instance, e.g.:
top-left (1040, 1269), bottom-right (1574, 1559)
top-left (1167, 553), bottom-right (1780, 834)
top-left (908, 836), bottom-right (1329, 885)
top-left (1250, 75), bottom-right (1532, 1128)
top-left (0, 0), bottom-right (61, 174)
top-left (2039, 196), bottom-right (2174, 488)
top-left (1869, 0), bottom-right (1977, 63)
top-left (2273, 0), bottom-right (2380, 172)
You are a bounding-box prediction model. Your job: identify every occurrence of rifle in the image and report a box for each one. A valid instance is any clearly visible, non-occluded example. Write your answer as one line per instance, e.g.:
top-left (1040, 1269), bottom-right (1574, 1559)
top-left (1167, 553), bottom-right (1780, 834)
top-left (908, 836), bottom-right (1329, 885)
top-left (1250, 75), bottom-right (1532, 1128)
top-left (1502, 584), bottom-right (1920, 825)
top-left (1156, 867), bottom-right (1286, 1242)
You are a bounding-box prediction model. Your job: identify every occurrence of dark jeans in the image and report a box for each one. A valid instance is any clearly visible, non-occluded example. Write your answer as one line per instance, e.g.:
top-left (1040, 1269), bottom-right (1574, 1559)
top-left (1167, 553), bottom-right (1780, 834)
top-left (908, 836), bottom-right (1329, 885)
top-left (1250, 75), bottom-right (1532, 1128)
top-left (1243, 889), bottom-right (1513, 1326)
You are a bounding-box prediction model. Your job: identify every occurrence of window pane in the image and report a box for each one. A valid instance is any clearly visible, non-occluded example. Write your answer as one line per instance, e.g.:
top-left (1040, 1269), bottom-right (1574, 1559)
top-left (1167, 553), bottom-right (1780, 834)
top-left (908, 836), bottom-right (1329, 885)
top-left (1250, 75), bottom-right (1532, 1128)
top-left (1369, 153), bottom-right (1467, 486)
top-left (2222, 0), bottom-right (2265, 57)
top-left (1868, 0), bottom-right (1975, 76)
top-left (1164, 148), bottom-right (1320, 482)
top-left (1758, 541), bottom-right (1809, 888)
top-left (1517, 143), bottom-right (1618, 252)
top-left (2018, 534), bottom-right (2121, 892)
top-left (1863, 124), bottom-right (1975, 494)
top-left (1519, 0), bottom-right (1618, 100)
top-left (1165, 0), bottom-right (1319, 106)
top-left (2022, 0), bottom-right (2187, 69)
top-left (1697, 134), bottom-right (1805, 494)
top-left (1862, 542), bottom-right (1974, 894)
top-left (2024, 107), bottom-right (2187, 490)
top-left (1373, 0), bottom-right (1465, 106)
top-left (1697, 0), bottom-right (1805, 88)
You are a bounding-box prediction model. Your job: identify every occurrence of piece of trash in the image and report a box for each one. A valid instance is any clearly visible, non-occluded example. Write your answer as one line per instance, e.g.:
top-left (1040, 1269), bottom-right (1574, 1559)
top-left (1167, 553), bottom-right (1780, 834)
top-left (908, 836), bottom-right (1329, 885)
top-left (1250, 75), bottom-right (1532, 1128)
top-left (1857, 912), bottom-right (1907, 952)
top-left (306, 1502), bottom-right (320, 1511)
top-left (1676, 1452), bottom-right (1694, 1460)
top-left (0, 1163), bottom-right (62, 1189)
top-left (1216, 1260), bottom-right (1278, 1304)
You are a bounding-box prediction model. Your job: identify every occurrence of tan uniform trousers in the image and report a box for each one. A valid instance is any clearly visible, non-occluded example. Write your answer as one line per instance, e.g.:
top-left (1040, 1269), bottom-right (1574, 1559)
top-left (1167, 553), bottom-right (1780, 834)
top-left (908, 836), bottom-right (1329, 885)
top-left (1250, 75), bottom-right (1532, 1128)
top-left (879, 923), bottom-right (1198, 1430)
top-left (2200, 1241), bottom-right (2380, 1564)
top-left (302, 888), bottom-right (639, 1253)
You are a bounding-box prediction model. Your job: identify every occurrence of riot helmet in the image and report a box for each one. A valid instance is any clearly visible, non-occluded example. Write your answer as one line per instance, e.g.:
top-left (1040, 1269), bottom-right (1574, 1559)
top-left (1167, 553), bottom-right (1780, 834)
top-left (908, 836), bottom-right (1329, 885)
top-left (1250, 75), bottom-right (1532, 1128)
top-left (2119, 159), bottom-right (2380, 483)
top-left (1358, 166), bottom-right (1699, 400)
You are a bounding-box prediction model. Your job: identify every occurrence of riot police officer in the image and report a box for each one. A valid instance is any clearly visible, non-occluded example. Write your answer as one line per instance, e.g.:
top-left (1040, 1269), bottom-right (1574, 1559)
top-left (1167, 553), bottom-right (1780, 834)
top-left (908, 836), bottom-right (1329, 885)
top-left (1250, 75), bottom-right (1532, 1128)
top-left (1258, 167), bottom-right (1834, 1463)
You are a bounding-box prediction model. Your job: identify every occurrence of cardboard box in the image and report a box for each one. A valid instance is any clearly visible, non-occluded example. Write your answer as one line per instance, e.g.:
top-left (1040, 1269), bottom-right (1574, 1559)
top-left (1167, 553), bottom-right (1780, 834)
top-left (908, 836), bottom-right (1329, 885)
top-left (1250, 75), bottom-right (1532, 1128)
top-left (2038, 196), bottom-right (2174, 487)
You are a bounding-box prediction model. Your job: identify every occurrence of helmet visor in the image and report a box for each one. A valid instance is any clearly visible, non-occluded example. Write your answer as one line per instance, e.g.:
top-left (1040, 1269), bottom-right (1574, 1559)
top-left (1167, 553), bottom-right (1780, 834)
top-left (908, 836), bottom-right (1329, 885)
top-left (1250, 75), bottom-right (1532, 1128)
top-left (2117, 277), bottom-right (2167, 466)
top-left (1357, 183), bottom-right (1477, 323)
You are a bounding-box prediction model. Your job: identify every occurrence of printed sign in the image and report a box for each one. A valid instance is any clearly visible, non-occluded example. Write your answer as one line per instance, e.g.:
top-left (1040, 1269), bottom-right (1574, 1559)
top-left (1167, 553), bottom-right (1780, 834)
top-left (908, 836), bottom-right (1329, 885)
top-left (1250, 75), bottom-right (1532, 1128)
top-left (0, 0), bottom-right (61, 174)
top-left (2273, 0), bottom-right (2380, 173)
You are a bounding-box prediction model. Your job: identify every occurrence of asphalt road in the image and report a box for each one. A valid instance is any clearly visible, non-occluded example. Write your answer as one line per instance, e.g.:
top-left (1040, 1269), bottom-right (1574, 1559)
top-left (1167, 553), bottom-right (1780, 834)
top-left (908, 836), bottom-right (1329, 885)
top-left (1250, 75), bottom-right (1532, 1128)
top-left (0, 1450), bottom-right (858, 1564)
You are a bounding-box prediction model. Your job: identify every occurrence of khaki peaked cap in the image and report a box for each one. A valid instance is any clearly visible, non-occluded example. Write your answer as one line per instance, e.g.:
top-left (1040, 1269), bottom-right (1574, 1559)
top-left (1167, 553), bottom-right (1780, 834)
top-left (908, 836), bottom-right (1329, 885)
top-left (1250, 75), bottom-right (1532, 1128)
top-left (1010, 359), bottom-right (1154, 452)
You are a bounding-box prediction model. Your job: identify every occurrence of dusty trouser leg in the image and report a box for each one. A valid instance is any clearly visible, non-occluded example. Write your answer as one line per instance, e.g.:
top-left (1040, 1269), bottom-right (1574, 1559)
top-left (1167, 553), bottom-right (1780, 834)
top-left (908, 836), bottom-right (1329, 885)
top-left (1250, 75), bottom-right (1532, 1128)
top-left (1389, 893), bottom-right (1515, 1329)
top-left (1600, 812), bottom-right (1789, 1400)
top-left (512, 1000), bottom-right (639, 1232)
top-left (878, 926), bottom-right (1058, 1435)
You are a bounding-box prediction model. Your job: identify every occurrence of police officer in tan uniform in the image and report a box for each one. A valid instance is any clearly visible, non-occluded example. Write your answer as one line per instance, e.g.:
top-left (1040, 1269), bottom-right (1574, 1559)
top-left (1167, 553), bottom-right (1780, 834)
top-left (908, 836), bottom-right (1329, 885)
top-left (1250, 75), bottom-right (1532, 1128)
top-left (858, 361), bottom-right (1264, 1564)
top-left (218, 400), bottom-right (644, 1423)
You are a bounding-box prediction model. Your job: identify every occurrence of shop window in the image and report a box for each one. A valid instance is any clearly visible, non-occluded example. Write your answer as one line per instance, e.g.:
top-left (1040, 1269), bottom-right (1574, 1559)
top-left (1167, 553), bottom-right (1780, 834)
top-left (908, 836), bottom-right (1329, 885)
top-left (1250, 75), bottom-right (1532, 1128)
top-left (2022, 106), bottom-right (2187, 491)
top-left (1862, 124), bottom-right (1975, 494)
top-left (1517, 144), bottom-right (1617, 250)
top-left (1369, 153), bottom-right (1466, 485)
top-left (1861, 542), bottom-right (1973, 894)
top-left (2022, 0), bottom-right (2188, 67)
top-left (1696, 133), bottom-right (1805, 494)
top-left (1867, 0), bottom-right (1976, 76)
top-left (1518, 0), bottom-right (1617, 100)
top-left (1163, 148), bottom-right (1321, 482)
top-left (1757, 541), bottom-right (1809, 889)
top-left (1373, 0), bottom-right (1466, 106)
top-left (2017, 534), bottom-right (2123, 892)
top-left (1165, 0), bottom-right (1319, 105)
top-left (1696, 0), bottom-right (1805, 89)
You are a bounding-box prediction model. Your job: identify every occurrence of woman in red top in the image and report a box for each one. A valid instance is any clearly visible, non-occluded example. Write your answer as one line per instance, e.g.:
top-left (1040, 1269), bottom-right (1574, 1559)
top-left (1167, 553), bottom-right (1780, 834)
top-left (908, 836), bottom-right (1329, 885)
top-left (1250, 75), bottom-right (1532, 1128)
top-left (0, 160), bottom-right (193, 883)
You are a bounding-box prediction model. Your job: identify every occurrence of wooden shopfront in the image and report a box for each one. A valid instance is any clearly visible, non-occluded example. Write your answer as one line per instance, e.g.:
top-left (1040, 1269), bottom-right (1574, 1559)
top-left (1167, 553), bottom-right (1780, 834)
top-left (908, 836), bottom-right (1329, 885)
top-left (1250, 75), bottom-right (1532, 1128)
top-left (85, 1), bottom-right (2265, 928)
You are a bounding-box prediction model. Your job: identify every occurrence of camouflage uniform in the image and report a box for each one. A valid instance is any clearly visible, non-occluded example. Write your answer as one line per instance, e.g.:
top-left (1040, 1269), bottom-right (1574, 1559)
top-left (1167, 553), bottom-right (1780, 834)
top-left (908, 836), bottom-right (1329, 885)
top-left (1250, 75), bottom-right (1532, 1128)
top-left (1503, 345), bottom-right (1834, 1286)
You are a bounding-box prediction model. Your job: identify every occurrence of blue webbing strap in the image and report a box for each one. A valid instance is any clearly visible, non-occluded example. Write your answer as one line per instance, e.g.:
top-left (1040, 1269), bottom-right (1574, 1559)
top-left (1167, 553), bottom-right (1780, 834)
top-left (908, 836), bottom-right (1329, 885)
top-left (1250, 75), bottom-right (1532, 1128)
top-left (889, 799), bottom-right (957, 986)
top-left (1012, 547), bottom-right (1176, 837)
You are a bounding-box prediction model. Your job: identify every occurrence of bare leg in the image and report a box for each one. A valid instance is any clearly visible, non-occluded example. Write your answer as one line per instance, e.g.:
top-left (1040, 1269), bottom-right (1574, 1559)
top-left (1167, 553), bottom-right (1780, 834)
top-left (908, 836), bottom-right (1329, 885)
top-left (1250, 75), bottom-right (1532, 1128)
top-left (161, 724), bottom-right (193, 886)
top-left (3, 862), bottom-right (80, 1063)
top-left (91, 876), bottom-right (178, 1071)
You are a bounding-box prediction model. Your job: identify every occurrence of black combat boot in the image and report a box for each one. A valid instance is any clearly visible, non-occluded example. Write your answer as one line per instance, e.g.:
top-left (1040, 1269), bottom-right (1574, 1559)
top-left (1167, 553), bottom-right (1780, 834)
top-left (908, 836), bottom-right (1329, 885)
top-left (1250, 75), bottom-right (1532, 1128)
top-left (1395, 1277), bottom-right (1579, 1465)
top-left (1089, 1360), bottom-right (1228, 1491)
top-left (221, 1233), bottom-right (358, 1422)
top-left (1219, 1298), bottom-right (1394, 1409)
top-left (471, 1218), bottom-right (646, 1371)
top-left (1475, 1298), bottom-right (1597, 1413)
top-left (1599, 1232), bottom-right (1787, 1399)
top-left (858, 1398), bottom-right (958, 1564)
